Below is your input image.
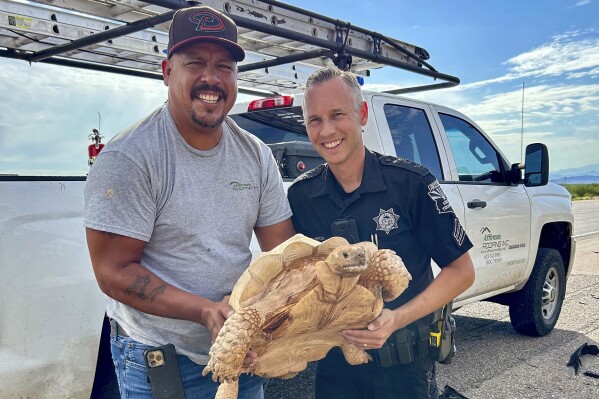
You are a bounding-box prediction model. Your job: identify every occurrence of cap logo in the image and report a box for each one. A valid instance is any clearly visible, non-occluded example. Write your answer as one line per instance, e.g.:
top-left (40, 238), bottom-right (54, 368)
top-left (189, 11), bottom-right (226, 32)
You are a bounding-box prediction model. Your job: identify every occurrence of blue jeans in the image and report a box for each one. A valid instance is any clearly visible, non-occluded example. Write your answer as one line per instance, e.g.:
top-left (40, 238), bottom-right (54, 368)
top-left (110, 333), bottom-right (265, 398)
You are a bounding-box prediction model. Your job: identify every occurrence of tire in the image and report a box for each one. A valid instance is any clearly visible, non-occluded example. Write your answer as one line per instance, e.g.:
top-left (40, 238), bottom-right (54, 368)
top-left (508, 248), bottom-right (566, 336)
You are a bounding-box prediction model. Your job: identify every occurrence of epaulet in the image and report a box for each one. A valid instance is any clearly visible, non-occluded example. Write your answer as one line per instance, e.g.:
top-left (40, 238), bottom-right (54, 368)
top-left (289, 164), bottom-right (326, 188)
top-left (377, 153), bottom-right (430, 177)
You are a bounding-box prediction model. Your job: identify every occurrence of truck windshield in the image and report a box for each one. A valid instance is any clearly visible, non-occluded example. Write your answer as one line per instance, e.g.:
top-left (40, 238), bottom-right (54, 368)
top-left (230, 107), bottom-right (309, 144)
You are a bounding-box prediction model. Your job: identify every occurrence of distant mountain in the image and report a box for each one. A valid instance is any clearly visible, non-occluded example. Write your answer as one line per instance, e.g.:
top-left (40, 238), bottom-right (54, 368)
top-left (551, 175), bottom-right (599, 184)
top-left (550, 163), bottom-right (599, 184)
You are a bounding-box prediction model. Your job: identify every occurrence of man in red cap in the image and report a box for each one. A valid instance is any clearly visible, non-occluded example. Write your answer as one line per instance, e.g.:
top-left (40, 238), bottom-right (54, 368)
top-left (85, 6), bottom-right (294, 398)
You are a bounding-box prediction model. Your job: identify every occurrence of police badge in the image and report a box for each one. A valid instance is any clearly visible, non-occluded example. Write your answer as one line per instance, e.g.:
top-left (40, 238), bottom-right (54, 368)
top-left (373, 208), bottom-right (400, 234)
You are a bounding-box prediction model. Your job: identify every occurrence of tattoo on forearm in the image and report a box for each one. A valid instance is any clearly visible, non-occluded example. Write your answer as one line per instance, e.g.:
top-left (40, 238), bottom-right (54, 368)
top-left (124, 275), bottom-right (166, 301)
top-left (125, 275), bottom-right (150, 299)
top-left (149, 284), bottom-right (167, 301)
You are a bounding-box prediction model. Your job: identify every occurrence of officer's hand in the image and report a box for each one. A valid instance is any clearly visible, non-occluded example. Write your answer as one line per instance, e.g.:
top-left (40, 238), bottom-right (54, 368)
top-left (200, 295), bottom-right (233, 342)
top-left (341, 309), bottom-right (397, 349)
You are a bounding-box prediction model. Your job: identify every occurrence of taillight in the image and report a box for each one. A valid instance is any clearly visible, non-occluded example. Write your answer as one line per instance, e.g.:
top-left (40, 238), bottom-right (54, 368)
top-left (248, 95), bottom-right (294, 111)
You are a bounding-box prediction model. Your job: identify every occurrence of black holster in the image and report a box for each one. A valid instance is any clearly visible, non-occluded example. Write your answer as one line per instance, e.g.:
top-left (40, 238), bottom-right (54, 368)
top-left (428, 302), bottom-right (457, 364)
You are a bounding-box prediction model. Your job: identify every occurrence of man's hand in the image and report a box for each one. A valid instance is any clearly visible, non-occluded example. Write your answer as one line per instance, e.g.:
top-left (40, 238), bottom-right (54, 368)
top-left (201, 297), bottom-right (259, 369)
top-left (200, 295), bottom-right (234, 342)
top-left (340, 309), bottom-right (399, 349)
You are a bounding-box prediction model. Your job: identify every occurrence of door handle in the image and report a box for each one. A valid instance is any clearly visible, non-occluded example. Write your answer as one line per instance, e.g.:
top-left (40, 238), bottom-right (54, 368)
top-left (467, 199), bottom-right (487, 209)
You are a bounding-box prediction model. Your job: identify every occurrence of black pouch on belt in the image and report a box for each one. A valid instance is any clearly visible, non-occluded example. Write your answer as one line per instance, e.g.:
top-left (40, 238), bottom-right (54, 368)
top-left (393, 327), bottom-right (416, 364)
top-left (371, 327), bottom-right (416, 367)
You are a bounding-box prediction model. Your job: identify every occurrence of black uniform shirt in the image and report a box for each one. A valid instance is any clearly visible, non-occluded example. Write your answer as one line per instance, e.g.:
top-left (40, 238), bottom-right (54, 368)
top-left (287, 149), bottom-right (473, 308)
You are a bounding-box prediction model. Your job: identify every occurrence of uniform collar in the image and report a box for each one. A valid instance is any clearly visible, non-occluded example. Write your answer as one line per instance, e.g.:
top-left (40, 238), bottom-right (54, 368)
top-left (358, 149), bottom-right (387, 194)
top-left (309, 148), bottom-right (387, 201)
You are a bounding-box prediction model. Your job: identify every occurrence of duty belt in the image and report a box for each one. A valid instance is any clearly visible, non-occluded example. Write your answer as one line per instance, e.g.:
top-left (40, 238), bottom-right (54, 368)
top-left (369, 315), bottom-right (431, 367)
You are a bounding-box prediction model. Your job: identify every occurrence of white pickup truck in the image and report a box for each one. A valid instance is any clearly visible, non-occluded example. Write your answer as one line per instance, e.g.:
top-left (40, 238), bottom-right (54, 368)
top-left (230, 93), bottom-right (575, 332)
top-left (0, 0), bottom-right (575, 397)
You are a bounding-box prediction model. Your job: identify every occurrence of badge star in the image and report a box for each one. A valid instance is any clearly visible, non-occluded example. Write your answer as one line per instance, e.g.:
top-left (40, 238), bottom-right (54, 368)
top-left (373, 208), bottom-right (400, 234)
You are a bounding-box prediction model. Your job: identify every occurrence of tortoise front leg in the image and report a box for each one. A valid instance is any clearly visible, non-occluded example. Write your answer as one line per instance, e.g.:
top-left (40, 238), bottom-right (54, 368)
top-left (340, 343), bottom-right (372, 365)
top-left (202, 307), bottom-right (265, 383)
top-left (360, 249), bottom-right (411, 302)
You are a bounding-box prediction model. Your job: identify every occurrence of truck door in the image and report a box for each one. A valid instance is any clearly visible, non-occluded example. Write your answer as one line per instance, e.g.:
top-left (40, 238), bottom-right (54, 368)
top-left (434, 110), bottom-right (532, 298)
top-left (370, 95), bottom-right (465, 273)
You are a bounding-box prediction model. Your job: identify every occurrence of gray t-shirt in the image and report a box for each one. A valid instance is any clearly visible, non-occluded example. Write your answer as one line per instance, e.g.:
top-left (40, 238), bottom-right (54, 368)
top-left (84, 103), bottom-right (291, 364)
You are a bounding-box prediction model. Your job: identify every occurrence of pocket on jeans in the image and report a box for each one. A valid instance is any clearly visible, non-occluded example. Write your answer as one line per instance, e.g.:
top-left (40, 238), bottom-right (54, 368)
top-left (110, 334), bottom-right (124, 348)
top-left (124, 340), bottom-right (152, 371)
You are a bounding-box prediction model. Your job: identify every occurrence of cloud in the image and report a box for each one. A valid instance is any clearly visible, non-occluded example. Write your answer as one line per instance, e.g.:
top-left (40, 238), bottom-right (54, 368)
top-left (448, 30), bottom-right (599, 91)
top-left (364, 56), bottom-right (599, 170)
top-left (0, 59), bottom-right (166, 175)
top-left (2, 26), bottom-right (598, 174)
top-left (406, 30), bottom-right (599, 171)
top-left (507, 32), bottom-right (599, 79)
top-left (458, 84), bottom-right (599, 121)
top-left (575, 0), bottom-right (591, 6)
top-left (440, 83), bottom-right (599, 167)
top-left (567, 66), bottom-right (599, 78)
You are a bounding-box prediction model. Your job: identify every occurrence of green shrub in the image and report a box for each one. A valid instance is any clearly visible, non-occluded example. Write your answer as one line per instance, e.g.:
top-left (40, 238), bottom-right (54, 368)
top-left (561, 183), bottom-right (599, 200)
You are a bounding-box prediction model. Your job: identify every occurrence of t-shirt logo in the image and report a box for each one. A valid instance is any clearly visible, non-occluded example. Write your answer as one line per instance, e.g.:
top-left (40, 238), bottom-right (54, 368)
top-left (229, 181), bottom-right (257, 191)
top-left (427, 180), bottom-right (454, 214)
top-left (373, 208), bottom-right (400, 234)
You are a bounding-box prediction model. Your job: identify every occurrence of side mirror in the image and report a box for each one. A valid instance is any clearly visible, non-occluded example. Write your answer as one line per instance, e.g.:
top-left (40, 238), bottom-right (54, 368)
top-left (509, 162), bottom-right (523, 184)
top-left (523, 143), bottom-right (549, 187)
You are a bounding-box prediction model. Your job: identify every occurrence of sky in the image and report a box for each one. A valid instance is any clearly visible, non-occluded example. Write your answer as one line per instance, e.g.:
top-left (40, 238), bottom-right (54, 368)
top-left (1, 0), bottom-right (598, 175)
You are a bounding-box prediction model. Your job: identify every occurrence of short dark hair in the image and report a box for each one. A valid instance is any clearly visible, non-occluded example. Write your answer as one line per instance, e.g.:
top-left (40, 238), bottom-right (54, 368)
top-left (303, 66), bottom-right (364, 116)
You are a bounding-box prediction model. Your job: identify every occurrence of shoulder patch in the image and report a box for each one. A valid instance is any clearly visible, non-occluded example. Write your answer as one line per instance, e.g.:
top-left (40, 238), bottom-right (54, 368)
top-left (289, 164), bottom-right (326, 187)
top-left (427, 180), bottom-right (455, 215)
top-left (377, 153), bottom-right (430, 177)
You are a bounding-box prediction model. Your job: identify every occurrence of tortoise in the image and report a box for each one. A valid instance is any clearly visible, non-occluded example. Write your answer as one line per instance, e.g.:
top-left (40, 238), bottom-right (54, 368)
top-left (202, 234), bottom-right (412, 398)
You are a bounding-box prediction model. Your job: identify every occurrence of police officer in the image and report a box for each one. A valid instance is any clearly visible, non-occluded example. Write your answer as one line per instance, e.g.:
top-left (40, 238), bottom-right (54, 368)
top-left (287, 66), bottom-right (475, 399)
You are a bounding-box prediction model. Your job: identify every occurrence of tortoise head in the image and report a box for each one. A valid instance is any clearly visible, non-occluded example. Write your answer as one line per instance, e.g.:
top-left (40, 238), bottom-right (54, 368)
top-left (324, 244), bottom-right (368, 276)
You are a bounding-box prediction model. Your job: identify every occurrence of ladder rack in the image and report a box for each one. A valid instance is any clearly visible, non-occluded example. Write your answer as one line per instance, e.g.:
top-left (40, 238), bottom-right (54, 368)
top-left (0, 0), bottom-right (459, 94)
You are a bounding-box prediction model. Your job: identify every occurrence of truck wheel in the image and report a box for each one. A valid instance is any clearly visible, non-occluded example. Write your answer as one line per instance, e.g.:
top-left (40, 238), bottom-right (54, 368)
top-left (508, 248), bottom-right (566, 336)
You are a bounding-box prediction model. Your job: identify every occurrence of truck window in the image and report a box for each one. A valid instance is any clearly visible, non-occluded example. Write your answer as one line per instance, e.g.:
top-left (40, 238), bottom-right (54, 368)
top-left (230, 107), bottom-right (324, 179)
top-left (230, 107), bottom-right (309, 144)
top-left (383, 104), bottom-right (443, 180)
top-left (439, 113), bottom-right (505, 183)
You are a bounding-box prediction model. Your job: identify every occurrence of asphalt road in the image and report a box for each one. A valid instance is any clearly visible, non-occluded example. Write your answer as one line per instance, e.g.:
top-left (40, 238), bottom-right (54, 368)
top-left (264, 200), bottom-right (599, 399)
top-left (572, 199), bottom-right (599, 236)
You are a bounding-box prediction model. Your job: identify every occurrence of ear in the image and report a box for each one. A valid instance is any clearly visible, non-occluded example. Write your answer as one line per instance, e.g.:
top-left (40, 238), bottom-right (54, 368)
top-left (161, 59), bottom-right (171, 86)
top-left (360, 100), bottom-right (369, 126)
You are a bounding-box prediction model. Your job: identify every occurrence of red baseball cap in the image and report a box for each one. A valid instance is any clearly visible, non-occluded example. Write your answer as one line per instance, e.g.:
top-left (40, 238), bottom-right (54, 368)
top-left (167, 6), bottom-right (245, 61)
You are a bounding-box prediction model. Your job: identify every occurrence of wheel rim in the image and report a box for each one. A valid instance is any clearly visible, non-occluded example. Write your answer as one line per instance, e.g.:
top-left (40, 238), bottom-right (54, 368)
top-left (541, 265), bottom-right (559, 320)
